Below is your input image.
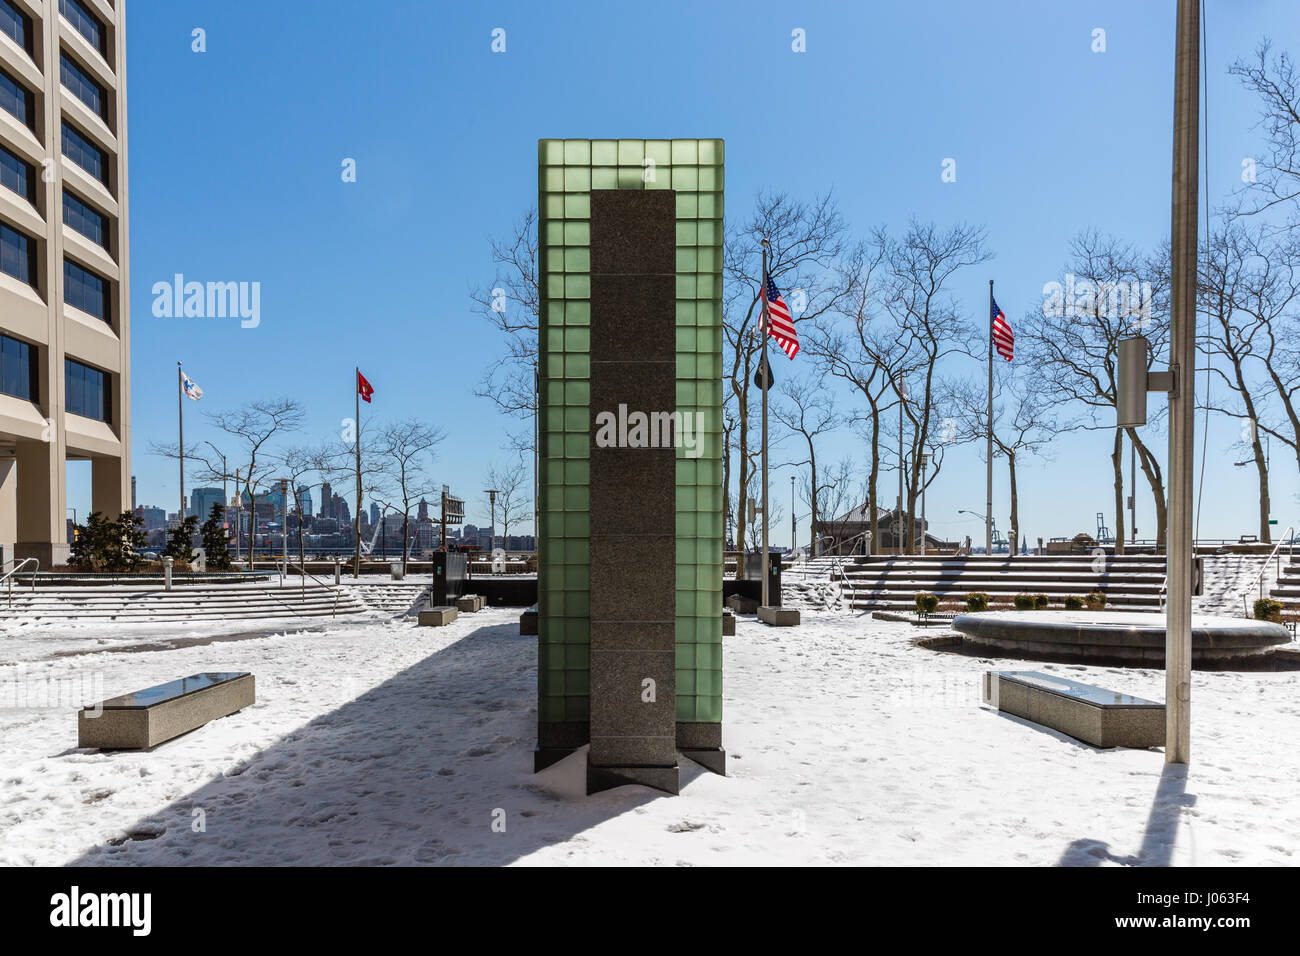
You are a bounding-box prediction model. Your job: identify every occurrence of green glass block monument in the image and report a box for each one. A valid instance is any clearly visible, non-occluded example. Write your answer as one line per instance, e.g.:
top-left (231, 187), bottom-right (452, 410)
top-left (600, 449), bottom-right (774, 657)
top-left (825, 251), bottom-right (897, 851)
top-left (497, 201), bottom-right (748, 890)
top-left (534, 139), bottom-right (725, 794)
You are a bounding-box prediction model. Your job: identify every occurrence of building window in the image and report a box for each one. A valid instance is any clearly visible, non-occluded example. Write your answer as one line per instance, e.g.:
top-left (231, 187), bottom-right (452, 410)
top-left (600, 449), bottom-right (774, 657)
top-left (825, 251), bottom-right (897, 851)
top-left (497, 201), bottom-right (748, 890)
top-left (0, 144), bottom-right (35, 205)
top-left (0, 0), bottom-right (33, 56)
top-left (59, 0), bottom-right (105, 58)
top-left (64, 258), bottom-right (109, 322)
top-left (61, 120), bottom-right (108, 186)
top-left (0, 66), bottom-right (35, 131)
top-left (60, 52), bottom-right (107, 121)
top-left (0, 332), bottom-right (37, 402)
top-left (0, 221), bottom-right (35, 286)
top-left (65, 357), bottom-right (109, 422)
top-left (62, 190), bottom-right (108, 247)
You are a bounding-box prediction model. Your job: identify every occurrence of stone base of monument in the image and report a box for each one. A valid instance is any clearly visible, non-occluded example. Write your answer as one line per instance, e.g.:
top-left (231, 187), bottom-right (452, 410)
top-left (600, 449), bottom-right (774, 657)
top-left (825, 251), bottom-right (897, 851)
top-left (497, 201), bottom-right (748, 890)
top-left (587, 763), bottom-right (680, 795)
top-left (78, 672), bottom-right (254, 750)
top-left (726, 594), bottom-right (759, 614)
top-left (418, 606), bottom-right (458, 626)
top-left (983, 670), bottom-right (1164, 749)
top-left (519, 606), bottom-right (538, 635)
top-left (758, 605), bottom-right (800, 627)
top-left (722, 611), bottom-right (735, 635)
top-left (456, 594), bottom-right (484, 613)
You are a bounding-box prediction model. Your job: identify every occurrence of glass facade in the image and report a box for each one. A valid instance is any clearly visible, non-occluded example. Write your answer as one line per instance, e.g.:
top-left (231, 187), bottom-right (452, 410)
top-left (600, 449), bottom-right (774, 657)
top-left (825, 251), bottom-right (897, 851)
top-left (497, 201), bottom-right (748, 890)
top-left (64, 257), bottom-right (109, 321)
top-left (0, 332), bottom-right (36, 402)
top-left (60, 52), bottom-right (106, 121)
top-left (1, 0), bottom-right (32, 55)
top-left (0, 144), bottom-right (34, 204)
top-left (0, 220), bottom-right (34, 285)
top-left (65, 357), bottom-right (108, 421)
top-left (59, 0), bottom-right (105, 57)
top-left (536, 138), bottom-right (725, 730)
top-left (0, 65), bottom-right (34, 130)
top-left (61, 120), bottom-right (108, 185)
top-left (63, 190), bottom-right (108, 247)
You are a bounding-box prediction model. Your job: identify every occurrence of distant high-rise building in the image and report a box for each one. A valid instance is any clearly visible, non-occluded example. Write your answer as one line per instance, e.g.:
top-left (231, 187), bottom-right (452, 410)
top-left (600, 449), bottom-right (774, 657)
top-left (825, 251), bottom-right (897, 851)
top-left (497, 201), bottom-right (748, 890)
top-left (190, 487), bottom-right (225, 522)
top-left (135, 505), bottom-right (166, 533)
top-left (336, 497), bottom-right (350, 526)
top-left (319, 481), bottom-right (333, 519)
top-left (296, 485), bottom-right (313, 516)
top-left (369, 502), bottom-right (380, 526)
top-left (417, 498), bottom-right (429, 521)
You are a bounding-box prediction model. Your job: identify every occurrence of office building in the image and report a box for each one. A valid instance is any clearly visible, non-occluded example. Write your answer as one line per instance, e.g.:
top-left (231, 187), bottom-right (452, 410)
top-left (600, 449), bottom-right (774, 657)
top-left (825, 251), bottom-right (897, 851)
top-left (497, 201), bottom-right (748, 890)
top-left (0, 0), bottom-right (130, 565)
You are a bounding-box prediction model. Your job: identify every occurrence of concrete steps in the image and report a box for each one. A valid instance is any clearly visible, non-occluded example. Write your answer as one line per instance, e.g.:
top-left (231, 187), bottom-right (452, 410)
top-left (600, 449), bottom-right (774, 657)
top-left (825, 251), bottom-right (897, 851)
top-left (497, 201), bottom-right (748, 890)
top-left (0, 582), bottom-right (369, 623)
top-left (836, 554), bottom-right (1167, 612)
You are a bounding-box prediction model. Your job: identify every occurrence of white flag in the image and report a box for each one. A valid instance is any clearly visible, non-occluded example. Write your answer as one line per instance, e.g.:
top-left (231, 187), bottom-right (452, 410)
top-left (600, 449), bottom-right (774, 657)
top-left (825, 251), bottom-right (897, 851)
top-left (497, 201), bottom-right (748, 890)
top-left (182, 373), bottom-right (203, 401)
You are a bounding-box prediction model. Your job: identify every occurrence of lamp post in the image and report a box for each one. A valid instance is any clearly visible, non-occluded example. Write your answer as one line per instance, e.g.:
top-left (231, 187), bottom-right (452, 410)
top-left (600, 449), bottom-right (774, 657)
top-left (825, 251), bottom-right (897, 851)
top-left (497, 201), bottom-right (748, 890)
top-left (485, 489), bottom-right (499, 553)
top-left (791, 474), bottom-right (797, 556)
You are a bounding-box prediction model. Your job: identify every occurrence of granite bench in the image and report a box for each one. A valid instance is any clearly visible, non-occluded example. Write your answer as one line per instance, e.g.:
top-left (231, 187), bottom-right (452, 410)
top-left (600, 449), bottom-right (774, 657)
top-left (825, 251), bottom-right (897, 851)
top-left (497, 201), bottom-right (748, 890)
top-left (456, 594), bottom-right (484, 613)
top-left (419, 605), bottom-right (458, 626)
top-left (519, 605), bottom-right (538, 635)
top-left (78, 672), bottom-right (255, 750)
top-left (983, 670), bottom-right (1164, 749)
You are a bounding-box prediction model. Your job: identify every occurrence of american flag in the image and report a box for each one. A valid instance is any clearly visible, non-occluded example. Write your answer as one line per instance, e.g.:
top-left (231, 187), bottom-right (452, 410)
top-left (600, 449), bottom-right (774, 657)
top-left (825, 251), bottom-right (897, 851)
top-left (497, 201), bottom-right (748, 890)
top-left (991, 297), bottom-right (1014, 362)
top-left (763, 274), bottom-right (799, 359)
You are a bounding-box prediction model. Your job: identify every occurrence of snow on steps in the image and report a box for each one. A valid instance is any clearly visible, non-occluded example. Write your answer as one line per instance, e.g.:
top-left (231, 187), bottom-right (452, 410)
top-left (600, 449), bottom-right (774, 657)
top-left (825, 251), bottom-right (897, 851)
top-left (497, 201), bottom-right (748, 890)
top-left (0, 581), bottom-right (374, 624)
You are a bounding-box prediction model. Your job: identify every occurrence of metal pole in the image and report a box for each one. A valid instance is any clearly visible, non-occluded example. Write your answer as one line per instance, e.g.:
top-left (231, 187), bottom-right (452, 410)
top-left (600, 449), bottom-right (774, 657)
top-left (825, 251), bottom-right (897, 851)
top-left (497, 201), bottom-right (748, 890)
top-left (760, 239), bottom-right (771, 608)
top-left (986, 281), bottom-right (994, 558)
top-left (791, 474), bottom-right (796, 556)
top-left (177, 362), bottom-right (184, 524)
top-left (896, 385), bottom-right (903, 555)
top-left (354, 367), bottom-right (361, 579)
top-left (1130, 435), bottom-right (1137, 544)
top-left (920, 453), bottom-right (928, 556)
top-left (1166, 0), bottom-right (1200, 765)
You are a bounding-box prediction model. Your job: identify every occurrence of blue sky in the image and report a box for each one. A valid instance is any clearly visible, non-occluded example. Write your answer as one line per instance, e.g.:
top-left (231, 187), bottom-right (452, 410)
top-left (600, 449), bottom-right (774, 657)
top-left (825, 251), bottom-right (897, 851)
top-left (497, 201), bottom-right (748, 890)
top-left (89, 0), bottom-right (1300, 545)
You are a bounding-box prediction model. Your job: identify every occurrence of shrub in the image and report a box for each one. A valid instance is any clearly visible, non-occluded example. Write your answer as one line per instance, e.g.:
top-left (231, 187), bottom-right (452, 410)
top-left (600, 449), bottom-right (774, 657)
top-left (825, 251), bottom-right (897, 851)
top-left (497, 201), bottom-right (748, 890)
top-left (1013, 593), bottom-right (1037, 610)
top-left (965, 592), bottom-right (990, 612)
top-left (1064, 595), bottom-right (1085, 610)
top-left (201, 503), bottom-right (233, 571)
top-left (1034, 593), bottom-right (1050, 609)
top-left (1085, 589), bottom-right (1107, 610)
top-left (68, 511), bottom-right (146, 572)
top-left (915, 592), bottom-right (940, 614)
top-left (1254, 598), bottom-right (1284, 623)
top-left (163, 515), bottom-right (199, 566)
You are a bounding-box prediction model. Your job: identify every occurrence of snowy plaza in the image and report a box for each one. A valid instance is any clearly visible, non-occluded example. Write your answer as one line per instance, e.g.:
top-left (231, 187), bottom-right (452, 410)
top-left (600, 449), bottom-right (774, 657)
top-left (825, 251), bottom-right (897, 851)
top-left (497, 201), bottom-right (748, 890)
top-left (2, 593), bottom-right (1296, 867)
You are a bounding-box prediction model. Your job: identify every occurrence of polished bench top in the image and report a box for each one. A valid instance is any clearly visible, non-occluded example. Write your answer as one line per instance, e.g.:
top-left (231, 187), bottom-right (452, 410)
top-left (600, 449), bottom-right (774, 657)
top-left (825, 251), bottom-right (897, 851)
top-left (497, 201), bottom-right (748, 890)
top-left (89, 672), bottom-right (251, 711)
top-left (993, 670), bottom-right (1162, 708)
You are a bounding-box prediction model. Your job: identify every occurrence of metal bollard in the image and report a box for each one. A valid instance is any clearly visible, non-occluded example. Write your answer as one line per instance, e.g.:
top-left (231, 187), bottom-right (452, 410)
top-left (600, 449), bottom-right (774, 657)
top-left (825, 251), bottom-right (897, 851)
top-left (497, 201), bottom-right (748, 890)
top-left (164, 555), bottom-right (173, 591)
top-left (334, 556), bottom-right (341, 585)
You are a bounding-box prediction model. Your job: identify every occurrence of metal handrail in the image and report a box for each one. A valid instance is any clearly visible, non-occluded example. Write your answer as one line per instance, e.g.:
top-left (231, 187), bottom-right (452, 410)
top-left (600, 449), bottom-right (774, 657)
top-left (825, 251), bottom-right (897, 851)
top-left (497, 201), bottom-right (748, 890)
top-left (824, 530), bottom-right (872, 557)
top-left (2, 557), bottom-right (39, 608)
top-left (283, 559), bottom-right (345, 617)
top-left (1244, 526), bottom-right (1295, 617)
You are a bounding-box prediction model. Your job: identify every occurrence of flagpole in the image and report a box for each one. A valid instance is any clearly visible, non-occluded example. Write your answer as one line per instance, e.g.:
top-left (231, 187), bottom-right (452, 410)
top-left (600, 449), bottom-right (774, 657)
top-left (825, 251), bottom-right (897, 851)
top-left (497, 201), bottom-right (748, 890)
top-left (354, 366), bottom-right (361, 579)
top-left (986, 281), bottom-right (994, 557)
top-left (177, 362), bottom-right (184, 524)
top-left (760, 239), bottom-right (771, 609)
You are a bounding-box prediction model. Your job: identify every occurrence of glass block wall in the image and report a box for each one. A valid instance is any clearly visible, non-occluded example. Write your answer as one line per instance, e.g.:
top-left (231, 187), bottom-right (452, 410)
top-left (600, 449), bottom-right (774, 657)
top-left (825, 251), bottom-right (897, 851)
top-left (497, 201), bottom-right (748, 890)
top-left (536, 138), bottom-right (725, 741)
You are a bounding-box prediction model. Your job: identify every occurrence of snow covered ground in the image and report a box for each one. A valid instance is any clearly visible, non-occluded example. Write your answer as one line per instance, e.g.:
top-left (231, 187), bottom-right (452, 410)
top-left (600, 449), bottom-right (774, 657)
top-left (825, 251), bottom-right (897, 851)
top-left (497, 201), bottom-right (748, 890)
top-left (1, 605), bottom-right (1297, 866)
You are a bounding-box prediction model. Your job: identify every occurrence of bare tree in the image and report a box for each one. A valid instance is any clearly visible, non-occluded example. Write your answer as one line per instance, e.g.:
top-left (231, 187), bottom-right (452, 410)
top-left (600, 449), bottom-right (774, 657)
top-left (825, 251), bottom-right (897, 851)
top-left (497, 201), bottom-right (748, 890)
top-left (372, 420), bottom-right (444, 571)
top-left (948, 369), bottom-right (1059, 551)
top-left (723, 191), bottom-right (851, 574)
top-left (1022, 230), bottom-right (1171, 549)
top-left (485, 457), bottom-right (531, 548)
top-left (773, 375), bottom-right (839, 555)
top-left (1230, 40), bottom-right (1300, 221)
top-left (878, 221), bottom-right (991, 552)
top-left (276, 443), bottom-right (334, 566)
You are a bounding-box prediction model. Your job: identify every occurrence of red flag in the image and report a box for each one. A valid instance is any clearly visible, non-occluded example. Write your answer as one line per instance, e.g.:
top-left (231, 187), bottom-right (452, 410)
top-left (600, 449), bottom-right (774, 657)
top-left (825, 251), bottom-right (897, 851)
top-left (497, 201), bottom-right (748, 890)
top-left (357, 370), bottom-right (374, 403)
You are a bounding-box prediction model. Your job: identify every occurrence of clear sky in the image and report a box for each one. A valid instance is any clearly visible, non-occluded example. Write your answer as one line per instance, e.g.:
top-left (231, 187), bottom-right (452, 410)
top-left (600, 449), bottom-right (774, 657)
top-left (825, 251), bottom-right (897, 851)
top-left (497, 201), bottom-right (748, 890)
top-left (89, 0), bottom-right (1300, 546)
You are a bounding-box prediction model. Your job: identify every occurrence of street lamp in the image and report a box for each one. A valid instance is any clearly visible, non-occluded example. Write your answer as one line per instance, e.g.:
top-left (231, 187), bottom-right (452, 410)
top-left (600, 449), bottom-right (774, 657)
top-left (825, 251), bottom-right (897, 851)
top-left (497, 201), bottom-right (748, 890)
top-left (485, 489), bottom-right (499, 553)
